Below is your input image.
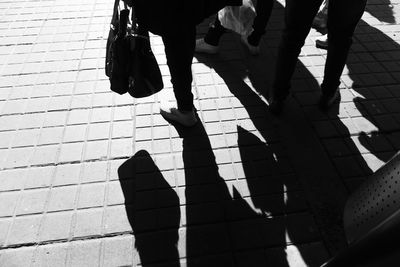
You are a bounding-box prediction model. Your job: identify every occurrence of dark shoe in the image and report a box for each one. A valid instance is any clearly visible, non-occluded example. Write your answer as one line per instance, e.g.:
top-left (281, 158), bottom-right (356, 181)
top-left (315, 34), bottom-right (328, 49)
top-left (241, 34), bottom-right (260, 55)
top-left (268, 98), bottom-right (285, 115)
top-left (312, 14), bottom-right (327, 29)
top-left (319, 90), bottom-right (340, 111)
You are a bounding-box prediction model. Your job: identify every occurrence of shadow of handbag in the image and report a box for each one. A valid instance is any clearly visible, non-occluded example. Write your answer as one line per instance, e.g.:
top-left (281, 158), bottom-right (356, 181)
top-left (105, 0), bottom-right (163, 98)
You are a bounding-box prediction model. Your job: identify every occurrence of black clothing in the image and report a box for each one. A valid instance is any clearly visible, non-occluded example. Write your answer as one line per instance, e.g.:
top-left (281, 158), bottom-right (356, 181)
top-left (135, 0), bottom-right (242, 36)
top-left (272, 0), bottom-right (367, 100)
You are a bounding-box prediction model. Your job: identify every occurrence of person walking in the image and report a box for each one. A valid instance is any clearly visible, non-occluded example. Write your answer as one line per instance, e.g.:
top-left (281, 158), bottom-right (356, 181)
top-left (132, 0), bottom-right (241, 126)
top-left (195, 0), bottom-right (275, 55)
top-left (268, 0), bottom-right (367, 115)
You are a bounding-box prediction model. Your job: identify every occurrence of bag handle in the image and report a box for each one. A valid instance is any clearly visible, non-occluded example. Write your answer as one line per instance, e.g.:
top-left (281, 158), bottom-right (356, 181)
top-left (110, 0), bottom-right (133, 29)
top-left (110, 0), bottom-right (120, 29)
top-left (112, 0), bottom-right (148, 40)
top-left (124, 2), bottom-right (149, 40)
top-left (130, 4), bottom-right (138, 32)
top-left (121, 1), bottom-right (138, 33)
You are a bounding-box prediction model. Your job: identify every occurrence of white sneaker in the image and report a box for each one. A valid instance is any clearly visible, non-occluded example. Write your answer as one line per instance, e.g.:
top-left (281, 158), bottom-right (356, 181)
top-left (160, 106), bottom-right (198, 127)
top-left (315, 34), bottom-right (328, 49)
top-left (195, 38), bottom-right (218, 54)
top-left (241, 35), bottom-right (260, 55)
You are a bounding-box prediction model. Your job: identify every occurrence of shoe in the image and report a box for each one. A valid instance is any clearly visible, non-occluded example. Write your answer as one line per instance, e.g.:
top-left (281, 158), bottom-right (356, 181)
top-left (315, 34), bottom-right (328, 49)
top-left (312, 16), bottom-right (327, 29)
top-left (319, 90), bottom-right (340, 111)
top-left (195, 38), bottom-right (218, 54)
top-left (160, 107), bottom-right (198, 127)
top-left (268, 97), bottom-right (285, 115)
top-left (241, 35), bottom-right (260, 55)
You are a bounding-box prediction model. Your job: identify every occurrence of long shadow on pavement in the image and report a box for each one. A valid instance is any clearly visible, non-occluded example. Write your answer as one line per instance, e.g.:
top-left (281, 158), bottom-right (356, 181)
top-left (116, 2), bottom-right (399, 266)
top-left (319, 2), bottom-right (399, 191)
top-left (118, 150), bottom-right (180, 266)
top-left (170, 114), bottom-right (324, 265)
top-left (194, 0), bottom-right (400, 258)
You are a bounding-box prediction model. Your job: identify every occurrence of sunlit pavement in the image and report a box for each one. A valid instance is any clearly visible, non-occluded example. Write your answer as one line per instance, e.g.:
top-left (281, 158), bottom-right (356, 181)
top-left (1, 0), bottom-right (400, 266)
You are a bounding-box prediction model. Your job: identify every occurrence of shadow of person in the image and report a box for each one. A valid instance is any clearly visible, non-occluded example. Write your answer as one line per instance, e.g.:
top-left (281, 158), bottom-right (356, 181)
top-left (322, 2), bottom-right (400, 189)
top-left (193, 0), bottom-right (399, 263)
top-left (194, 50), bottom-right (278, 138)
top-left (194, 1), bottom-right (348, 257)
top-left (237, 125), bottom-right (328, 266)
top-left (118, 150), bottom-right (180, 266)
top-left (176, 121), bottom-right (287, 266)
top-left (167, 114), bottom-right (325, 266)
top-left (173, 122), bottom-right (237, 265)
top-left (364, 0), bottom-right (396, 24)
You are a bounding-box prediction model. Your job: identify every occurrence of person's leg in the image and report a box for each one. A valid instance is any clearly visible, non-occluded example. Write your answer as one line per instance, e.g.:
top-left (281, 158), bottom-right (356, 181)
top-left (162, 27), bottom-right (196, 112)
top-left (271, 0), bottom-right (323, 102)
top-left (161, 27), bottom-right (198, 126)
top-left (247, 0), bottom-right (274, 46)
top-left (321, 0), bottom-right (367, 97)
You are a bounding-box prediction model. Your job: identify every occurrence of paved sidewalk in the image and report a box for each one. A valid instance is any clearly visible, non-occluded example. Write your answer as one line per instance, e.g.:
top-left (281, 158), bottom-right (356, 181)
top-left (1, 0), bottom-right (400, 266)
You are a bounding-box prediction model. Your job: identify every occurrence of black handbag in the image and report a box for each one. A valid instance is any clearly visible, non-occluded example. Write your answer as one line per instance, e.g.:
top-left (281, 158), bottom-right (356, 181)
top-left (105, 0), bottom-right (163, 98)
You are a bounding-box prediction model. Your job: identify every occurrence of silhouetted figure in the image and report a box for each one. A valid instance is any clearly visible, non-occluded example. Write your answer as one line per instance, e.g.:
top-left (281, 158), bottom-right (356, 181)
top-left (269, 0), bottom-right (367, 114)
top-left (118, 150), bottom-right (180, 266)
top-left (166, 116), bottom-right (324, 266)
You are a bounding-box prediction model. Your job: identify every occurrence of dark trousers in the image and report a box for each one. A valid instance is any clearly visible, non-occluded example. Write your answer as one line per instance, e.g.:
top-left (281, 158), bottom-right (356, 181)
top-left (162, 27), bottom-right (196, 111)
top-left (272, 0), bottom-right (367, 100)
top-left (204, 0), bottom-right (274, 46)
